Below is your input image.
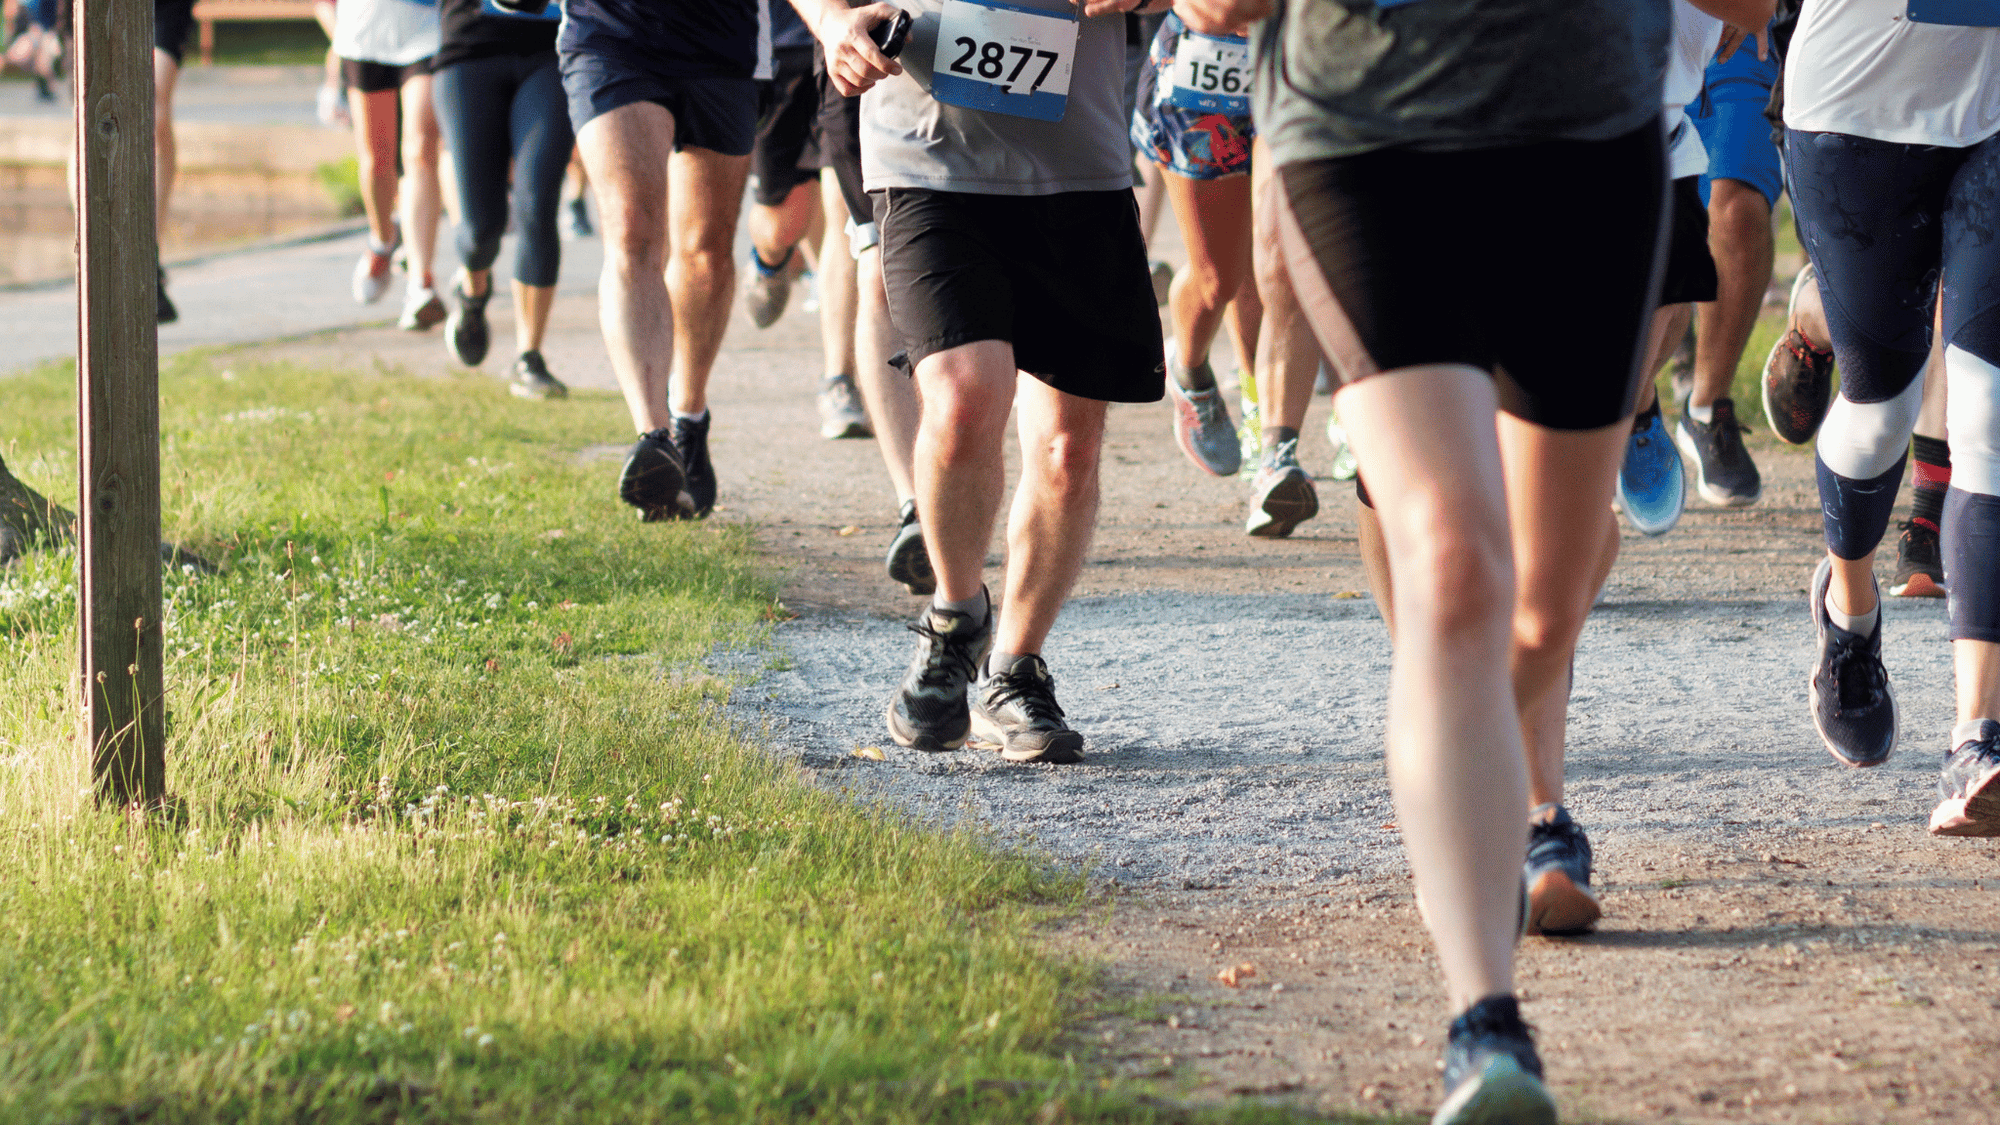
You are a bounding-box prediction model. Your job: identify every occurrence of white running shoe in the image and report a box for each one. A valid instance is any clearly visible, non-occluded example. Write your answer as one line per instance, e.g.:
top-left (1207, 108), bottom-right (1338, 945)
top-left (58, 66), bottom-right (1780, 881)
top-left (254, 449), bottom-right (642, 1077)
top-left (352, 229), bottom-right (400, 306)
top-left (398, 283), bottom-right (445, 331)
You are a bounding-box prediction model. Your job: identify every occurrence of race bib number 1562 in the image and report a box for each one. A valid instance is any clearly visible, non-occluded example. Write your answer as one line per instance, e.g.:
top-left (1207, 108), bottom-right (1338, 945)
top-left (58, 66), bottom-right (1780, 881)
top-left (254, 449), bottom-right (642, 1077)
top-left (1168, 30), bottom-right (1251, 114)
top-left (930, 0), bottom-right (1079, 123)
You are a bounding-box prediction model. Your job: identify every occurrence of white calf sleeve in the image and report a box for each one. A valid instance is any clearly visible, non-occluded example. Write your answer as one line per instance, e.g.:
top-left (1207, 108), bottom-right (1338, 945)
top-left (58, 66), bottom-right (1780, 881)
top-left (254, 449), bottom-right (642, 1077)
top-left (1815, 375), bottom-right (1926, 481)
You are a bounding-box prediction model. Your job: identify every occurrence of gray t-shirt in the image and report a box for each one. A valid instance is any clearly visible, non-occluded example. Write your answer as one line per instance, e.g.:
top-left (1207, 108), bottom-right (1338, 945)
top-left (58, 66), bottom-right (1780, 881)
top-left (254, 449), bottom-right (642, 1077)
top-left (1255, 0), bottom-right (1671, 165)
top-left (862, 0), bottom-right (1135, 196)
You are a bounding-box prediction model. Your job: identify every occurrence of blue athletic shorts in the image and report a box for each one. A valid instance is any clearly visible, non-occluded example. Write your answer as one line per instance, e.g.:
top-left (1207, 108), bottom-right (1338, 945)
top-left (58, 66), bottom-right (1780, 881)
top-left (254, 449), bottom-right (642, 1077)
top-left (559, 41), bottom-right (757, 156)
top-left (1129, 14), bottom-right (1253, 181)
top-left (1692, 36), bottom-right (1783, 207)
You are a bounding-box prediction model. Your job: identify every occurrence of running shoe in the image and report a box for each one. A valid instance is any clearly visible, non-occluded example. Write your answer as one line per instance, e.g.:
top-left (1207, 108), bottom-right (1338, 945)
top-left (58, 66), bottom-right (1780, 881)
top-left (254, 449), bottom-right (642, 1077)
top-left (156, 264), bottom-right (177, 325)
top-left (1524, 806), bottom-right (1600, 936)
top-left (1809, 555), bottom-right (1897, 768)
top-left (563, 196), bottom-right (593, 240)
top-left (817, 373), bottom-right (872, 439)
top-left (1246, 438), bottom-right (1319, 539)
top-left (398, 284), bottom-right (446, 332)
top-left (1930, 719), bottom-right (2000, 837)
top-left (969, 654), bottom-right (1084, 764)
top-left (315, 81), bottom-right (350, 128)
top-left (352, 228), bottom-right (400, 306)
top-left (1763, 265), bottom-right (1837, 445)
top-left (887, 597), bottom-right (992, 752)
top-left (1325, 407), bottom-right (1359, 482)
top-left (618, 428), bottom-right (693, 522)
top-left (672, 411), bottom-right (716, 517)
top-left (1674, 396), bottom-right (1762, 507)
top-left (1615, 407), bottom-right (1685, 536)
top-left (1433, 996), bottom-right (1555, 1125)
top-left (743, 247), bottom-right (794, 329)
top-left (886, 499), bottom-right (935, 596)
top-left (1889, 520), bottom-right (1947, 598)
top-left (1149, 260), bottom-right (1173, 307)
top-left (1166, 344), bottom-right (1241, 477)
top-left (510, 351), bottom-right (568, 400)
top-left (446, 280), bottom-right (491, 367)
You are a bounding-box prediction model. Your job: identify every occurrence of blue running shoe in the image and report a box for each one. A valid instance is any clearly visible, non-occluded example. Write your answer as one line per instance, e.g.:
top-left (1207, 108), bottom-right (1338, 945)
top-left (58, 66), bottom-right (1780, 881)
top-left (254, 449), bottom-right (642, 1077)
top-left (1616, 407), bottom-right (1685, 536)
top-left (1524, 805), bottom-right (1600, 936)
top-left (1433, 996), bottom-right (1556, 1125)
top-left (1932, 719), bottom-right (2000, 837)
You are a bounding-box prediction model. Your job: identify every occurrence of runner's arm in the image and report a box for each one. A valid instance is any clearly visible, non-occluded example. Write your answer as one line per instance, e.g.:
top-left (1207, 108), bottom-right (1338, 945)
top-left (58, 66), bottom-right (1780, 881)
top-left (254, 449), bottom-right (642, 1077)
top-left (790, 0), bottom-right (905, 97)
top-left (1169, 0), bottom-right (1271, 34)
top-left (1689, 0), bottom-right (1777, 61)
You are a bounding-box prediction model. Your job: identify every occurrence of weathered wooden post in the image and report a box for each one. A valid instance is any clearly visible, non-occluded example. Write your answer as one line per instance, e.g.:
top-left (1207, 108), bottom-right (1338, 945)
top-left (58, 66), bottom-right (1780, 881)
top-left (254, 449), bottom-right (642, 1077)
top-left (72, 0), bottom-right (166, 805)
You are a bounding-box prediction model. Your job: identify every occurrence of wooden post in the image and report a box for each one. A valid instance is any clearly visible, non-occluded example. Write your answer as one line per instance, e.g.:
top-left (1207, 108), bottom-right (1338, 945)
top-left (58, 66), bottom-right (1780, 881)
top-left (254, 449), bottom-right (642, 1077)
top-left (73, 0), bottom-right (166, 805)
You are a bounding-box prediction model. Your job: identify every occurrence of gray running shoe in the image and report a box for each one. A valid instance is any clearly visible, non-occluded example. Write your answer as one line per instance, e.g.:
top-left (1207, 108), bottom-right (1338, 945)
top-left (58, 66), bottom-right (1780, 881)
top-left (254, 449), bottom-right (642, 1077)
top-left (1433, 996), bottom-right (1555, 1125)
top-left (1809, 555), bottom-right (1897, 768)
top-left (446, 281), bottom-right (491, 367)
top-left (743, 247), bottom-right (794, 329)
top-left (1889, 520), bottom-right (1946, 598)
top-left (1166, 348), bottom-right (1240, 477)
top-left (1149, 260), bottom-right (1173, 307)
top-left (1674, 396), bottom-right (1762, 506)
top-left (969, 654), bottom-right (1083, 764)
top-left (1524, 806), bottom-right (1600, 936)
top-left (1245, 439), bottom-right (1318, 538)
top-left (817, 373), bottom-right (872, 439)
top-left (510, 351), bottom-right (568, 400)
top-left (886, 598), bottom-right (992, 752)
top-left (885, 499), bottom-right (934, 596)
top-left (1931, 719), bottom-right (2000, 837)
top-left (563, 196), bottom-right (594, 240)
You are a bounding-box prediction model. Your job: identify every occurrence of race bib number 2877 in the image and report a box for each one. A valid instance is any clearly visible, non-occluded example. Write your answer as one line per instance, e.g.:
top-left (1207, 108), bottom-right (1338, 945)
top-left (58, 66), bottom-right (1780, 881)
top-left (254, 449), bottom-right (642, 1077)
top-left (930, 0), bottom-right (1079, 123)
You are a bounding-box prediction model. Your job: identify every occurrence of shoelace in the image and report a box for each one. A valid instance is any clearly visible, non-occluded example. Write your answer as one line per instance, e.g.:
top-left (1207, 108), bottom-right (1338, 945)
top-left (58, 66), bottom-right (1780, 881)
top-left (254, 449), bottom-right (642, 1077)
top-left (982, 666), bottom-right (1065, 723)
top-left (1785, 334), bottom-right (1834, 374)
top-left (1827, 638), bottom-right (1888, 711)
top-left (905, 620), bottom-right (981, 689)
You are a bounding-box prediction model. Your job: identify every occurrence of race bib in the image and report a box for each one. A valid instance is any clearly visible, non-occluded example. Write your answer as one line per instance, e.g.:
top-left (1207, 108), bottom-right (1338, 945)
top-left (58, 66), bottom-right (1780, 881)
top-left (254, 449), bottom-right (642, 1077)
top-left (931, 0), bottom-right (1078, 123)
top-left (1907, 0), bottom-right (2000, 25)
top-left (1168, 30), bottom-right (1251, 115)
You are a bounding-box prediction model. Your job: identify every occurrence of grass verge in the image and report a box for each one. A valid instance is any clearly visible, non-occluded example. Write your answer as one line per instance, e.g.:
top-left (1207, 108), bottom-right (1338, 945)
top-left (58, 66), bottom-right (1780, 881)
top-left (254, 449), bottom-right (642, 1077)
top-left (0, 353), bottom-right (1338, 1123)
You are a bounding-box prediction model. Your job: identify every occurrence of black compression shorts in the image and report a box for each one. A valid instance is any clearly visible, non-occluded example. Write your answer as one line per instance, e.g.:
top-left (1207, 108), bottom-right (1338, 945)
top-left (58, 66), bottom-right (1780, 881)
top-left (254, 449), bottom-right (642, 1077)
top-left (875, 187), bottom-right (1166, 404)
top-left (1275, 120), bottom-right (1668, 431)
top-left (752, 46), bottom-right (821, 207)
top-left (1659, 175), bottom-right (1719, 306)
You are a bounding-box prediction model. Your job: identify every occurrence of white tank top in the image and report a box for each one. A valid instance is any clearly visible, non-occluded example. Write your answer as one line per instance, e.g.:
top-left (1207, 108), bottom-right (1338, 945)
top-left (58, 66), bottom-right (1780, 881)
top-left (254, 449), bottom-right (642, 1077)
top-left (334, 0), bottom-right (442, 67)
top-left (1784, 0), bottom-right (2000, 147)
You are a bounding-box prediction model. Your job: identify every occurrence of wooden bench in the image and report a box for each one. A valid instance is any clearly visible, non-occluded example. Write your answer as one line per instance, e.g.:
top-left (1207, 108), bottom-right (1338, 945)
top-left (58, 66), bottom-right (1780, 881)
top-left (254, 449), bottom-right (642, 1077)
top-left (189, 0), bottom-right (323, 66)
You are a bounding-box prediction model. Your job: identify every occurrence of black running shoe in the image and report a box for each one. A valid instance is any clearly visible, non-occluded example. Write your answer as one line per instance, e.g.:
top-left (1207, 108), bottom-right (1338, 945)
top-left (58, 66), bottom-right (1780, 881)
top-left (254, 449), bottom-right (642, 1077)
top-left (672, 412), bottom-right (715, 517)
top-left (1931, 719), bottom-right (2000, 837)
top-left (1889, 520), bottom-right (1946, 598)
top-left (618, 428), bottom-right (693, 522)
top-left (1434, 996), bottom-right (1555, 1125)
top-left (1524, 805), bottom-right (1600, 936)
top-left (510, 351), bottom-right (568, 400)
top-left (1762, 328), bottom-right (1836, 446)
top-left (970, 654), bottom-right (1084, 764)
top-left (1809, 556), bottom-right (1897, 768)
top-left (1674, 396), bottom-right (1762, 507)
top-left (886, 598), bottom-right (992, 752)
top-left (886, 499), bottom-right (935, 596)
top-left (447, 281), bottom-right (491, 367)
top-left (156, 265), bottom-right (178, 325)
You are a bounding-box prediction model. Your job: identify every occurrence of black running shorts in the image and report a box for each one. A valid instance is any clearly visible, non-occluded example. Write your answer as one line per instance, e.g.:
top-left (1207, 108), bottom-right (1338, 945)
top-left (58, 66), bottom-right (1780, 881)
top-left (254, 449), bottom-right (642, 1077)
top-left (752, 46), bottom-right (821, 206)
top-left (875, 187), bottom-right (1166, 404)
top-left (1659, 174), bottom-right (1720, 306)
top-left (342, 56), bottom-right (434, 94)
top-left (560, 50), bottom-right (757, 155)
top-left (813, 43), bottom-right (876, 254)
top-left (153, 0), bottom-right (193, 65)
top-left (1275, 121), bottom-right (1668, 431)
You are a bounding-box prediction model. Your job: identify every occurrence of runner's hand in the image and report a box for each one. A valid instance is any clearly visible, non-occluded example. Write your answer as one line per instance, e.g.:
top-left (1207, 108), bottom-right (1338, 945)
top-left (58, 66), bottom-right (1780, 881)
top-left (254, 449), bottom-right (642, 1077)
top-left (815, 2), bottom-right (904, 97)
top-left (1077, 0), bottom-right (1176, 15)
top-left (1713, 24), bottom-right (1769, 62)
top-left (1172, 0), bottom-right (1272, 34)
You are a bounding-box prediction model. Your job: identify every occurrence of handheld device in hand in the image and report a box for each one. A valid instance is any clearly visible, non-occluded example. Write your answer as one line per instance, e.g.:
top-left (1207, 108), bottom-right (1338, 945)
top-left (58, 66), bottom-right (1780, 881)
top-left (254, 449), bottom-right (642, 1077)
top-left (871, 9), bottom-right (914, 58)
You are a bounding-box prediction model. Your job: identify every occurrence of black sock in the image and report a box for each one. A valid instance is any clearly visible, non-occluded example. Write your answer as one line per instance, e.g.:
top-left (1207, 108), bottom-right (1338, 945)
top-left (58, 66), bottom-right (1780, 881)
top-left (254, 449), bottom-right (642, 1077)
top-left (1170, 350), bottom-right (1216, 392)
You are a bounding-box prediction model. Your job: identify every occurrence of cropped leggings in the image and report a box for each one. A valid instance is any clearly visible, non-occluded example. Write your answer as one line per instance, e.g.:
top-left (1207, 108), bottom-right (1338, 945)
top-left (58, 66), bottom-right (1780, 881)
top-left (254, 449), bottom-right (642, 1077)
top-left (1789, 128), bottom-right (2000, 640)
top-left (433, 49), bottom-right (573, 288)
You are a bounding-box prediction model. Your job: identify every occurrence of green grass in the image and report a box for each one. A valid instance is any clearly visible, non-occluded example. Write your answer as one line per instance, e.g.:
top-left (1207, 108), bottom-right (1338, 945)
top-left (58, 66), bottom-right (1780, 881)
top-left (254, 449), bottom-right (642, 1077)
top-left (0, 353), bottom-right (1307, 1124)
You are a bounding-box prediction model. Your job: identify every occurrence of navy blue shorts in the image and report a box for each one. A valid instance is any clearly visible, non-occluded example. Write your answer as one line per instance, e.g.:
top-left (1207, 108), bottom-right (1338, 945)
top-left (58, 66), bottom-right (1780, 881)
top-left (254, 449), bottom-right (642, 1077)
top-left (559, 49), bottom-right (757, 156)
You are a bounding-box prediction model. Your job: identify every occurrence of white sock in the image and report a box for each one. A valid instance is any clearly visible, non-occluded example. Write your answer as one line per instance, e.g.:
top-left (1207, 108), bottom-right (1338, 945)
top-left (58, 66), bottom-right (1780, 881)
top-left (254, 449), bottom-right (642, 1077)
top-left (671, 408), bottom-right (708, 424)
top-left (1825, 589), bottom-right (1879, 636)
top-left (1689, 401), bottom-right (1715, 425)
top-left (931, 590), bottom-right (986, 619)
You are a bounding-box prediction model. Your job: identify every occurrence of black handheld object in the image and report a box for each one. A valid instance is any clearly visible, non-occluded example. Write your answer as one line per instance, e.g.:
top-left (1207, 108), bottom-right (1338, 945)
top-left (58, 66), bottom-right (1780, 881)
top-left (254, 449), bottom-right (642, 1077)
top-left (870, 9), bottom-right (913, 59)
top-left (487, 0), bottom-right (553, 13)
